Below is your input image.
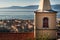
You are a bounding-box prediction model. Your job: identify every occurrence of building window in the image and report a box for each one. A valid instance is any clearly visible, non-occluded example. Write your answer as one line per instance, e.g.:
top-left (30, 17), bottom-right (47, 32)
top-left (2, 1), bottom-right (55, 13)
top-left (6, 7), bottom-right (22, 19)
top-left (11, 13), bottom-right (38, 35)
top-left (43, 17), bottom-right (49, 28)
top-left (57, 33), bottom-right (60, 36)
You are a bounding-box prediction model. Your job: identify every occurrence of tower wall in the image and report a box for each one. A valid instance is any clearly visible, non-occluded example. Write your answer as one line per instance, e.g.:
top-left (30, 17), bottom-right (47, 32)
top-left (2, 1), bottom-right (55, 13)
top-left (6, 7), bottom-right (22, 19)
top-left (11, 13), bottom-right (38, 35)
top-left (34, 12), bottom-right (57, 39)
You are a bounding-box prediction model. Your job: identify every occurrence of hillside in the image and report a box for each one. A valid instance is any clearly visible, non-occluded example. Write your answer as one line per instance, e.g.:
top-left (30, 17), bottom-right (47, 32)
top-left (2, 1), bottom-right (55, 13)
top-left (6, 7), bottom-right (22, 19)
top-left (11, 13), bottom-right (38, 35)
top-left (0, 4), bottom-right (60, 10)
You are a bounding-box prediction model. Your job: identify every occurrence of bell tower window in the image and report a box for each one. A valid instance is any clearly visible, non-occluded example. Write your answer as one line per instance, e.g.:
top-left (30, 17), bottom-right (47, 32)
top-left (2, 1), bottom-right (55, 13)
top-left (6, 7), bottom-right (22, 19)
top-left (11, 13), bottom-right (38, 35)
top-left (43, 17), bottom-right (49, 28)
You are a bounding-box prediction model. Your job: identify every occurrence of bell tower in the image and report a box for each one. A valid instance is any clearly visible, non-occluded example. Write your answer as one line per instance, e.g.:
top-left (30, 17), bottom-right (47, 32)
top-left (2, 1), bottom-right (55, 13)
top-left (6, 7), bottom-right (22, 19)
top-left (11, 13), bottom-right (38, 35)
top-left (34, 0), bottom-right (57, 39)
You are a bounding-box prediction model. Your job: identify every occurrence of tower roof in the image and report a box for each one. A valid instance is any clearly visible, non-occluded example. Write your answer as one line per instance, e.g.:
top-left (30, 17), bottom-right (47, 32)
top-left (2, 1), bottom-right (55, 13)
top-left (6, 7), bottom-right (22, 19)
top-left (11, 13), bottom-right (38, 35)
top-left (38, 0), bottom-right (51, 12)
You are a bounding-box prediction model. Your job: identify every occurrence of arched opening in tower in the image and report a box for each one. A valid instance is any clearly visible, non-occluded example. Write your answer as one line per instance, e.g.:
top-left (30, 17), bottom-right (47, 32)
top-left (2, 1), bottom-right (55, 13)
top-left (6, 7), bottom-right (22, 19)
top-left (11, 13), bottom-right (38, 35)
top-left (43, 17), bottom-right (49, 28)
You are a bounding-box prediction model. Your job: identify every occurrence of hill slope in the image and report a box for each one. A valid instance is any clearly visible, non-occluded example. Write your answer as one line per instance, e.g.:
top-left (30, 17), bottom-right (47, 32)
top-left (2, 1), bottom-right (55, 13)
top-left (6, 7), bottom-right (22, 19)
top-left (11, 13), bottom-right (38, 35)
top-left (0, 4), bottom-right (60, 10)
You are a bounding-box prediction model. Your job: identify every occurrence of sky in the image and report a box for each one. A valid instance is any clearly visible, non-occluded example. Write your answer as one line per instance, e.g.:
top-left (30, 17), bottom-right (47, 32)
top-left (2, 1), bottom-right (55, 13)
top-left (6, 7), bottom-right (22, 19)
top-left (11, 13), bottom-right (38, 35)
top-left (0, 0), bottom-right (60, 8)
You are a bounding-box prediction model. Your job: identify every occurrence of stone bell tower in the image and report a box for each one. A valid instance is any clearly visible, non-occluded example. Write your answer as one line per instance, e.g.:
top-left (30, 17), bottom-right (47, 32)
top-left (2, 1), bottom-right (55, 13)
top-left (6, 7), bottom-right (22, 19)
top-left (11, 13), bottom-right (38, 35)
top-left (34, 0), bottom-right (57, 39)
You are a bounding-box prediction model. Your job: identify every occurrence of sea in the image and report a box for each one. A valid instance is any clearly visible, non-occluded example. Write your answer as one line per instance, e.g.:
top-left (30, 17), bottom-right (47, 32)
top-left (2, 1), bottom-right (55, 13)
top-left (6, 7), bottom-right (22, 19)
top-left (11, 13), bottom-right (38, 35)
top-left (0, 8), bottom-right (60, 20)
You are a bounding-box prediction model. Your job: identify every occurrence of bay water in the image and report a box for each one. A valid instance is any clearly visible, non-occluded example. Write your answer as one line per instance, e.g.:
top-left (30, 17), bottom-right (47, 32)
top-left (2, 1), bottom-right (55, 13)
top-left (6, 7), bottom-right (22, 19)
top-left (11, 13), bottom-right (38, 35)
top-left (0, 9), bottom-right (60, 20)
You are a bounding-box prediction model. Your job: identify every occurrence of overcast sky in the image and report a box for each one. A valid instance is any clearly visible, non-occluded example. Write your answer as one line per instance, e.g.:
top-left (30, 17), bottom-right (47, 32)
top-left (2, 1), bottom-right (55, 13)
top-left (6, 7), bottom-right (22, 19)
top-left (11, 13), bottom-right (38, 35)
top-left (0, 0), bottom-right (60, 8)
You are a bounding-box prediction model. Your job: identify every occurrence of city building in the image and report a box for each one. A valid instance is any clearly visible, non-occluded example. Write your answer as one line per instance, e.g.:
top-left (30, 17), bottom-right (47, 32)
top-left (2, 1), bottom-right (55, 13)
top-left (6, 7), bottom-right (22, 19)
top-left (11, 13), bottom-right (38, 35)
top-left (34, 0), bottom-right (57, 40)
